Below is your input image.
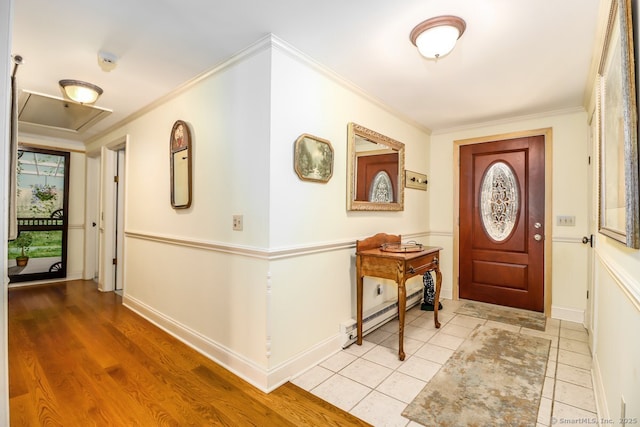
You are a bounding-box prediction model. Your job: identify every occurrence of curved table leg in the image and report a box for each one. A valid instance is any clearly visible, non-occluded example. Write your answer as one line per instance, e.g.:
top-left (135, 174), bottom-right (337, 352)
top-left (397, 278), bottom-right (406, 361)
top-left (433, 266), bottom-right (442, 329)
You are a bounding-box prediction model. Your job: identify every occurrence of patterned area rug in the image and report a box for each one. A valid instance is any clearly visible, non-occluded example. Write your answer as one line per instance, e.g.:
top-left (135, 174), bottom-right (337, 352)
top-left (455, 300), bottom-right (547, 331)
top-left (403, 325), bottom-right (550, 427)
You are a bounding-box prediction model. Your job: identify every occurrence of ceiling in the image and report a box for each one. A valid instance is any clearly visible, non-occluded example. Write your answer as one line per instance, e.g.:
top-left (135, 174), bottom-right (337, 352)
top-left (11, 0), bottom-right (602, 142)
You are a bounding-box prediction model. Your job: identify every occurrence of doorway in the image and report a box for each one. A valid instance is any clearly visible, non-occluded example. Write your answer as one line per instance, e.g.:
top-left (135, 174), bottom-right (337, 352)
top-left (8, 148), bottom-right (70, 283)
top-left (454, 129), bottom-right (553, 314)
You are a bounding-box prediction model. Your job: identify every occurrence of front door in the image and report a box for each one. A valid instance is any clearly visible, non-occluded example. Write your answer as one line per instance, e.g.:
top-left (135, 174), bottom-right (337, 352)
top-left (459, 135), bottom-right (545, 312)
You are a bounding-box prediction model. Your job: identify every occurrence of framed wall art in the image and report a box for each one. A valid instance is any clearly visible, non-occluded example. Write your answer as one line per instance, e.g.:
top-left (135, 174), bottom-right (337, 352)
top-left (170, 120), bottom-right (192, 209)
top-left (294, 133), bottom-right (334, 183)
top-left (597, 0), bottom-right (639, 248)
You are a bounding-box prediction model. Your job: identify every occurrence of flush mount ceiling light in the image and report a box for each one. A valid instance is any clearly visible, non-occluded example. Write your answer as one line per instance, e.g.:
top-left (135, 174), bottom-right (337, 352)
top-left (410, 15), bottom-right (466, 59)
top-left (59, 79), bottom-right (103, 104)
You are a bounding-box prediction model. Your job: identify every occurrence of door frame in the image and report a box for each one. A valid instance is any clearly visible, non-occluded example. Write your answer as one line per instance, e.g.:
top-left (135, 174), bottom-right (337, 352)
top-left (453, 128), bottom-right (553, 315)
top-left (87, 135), bottom-right (127, 293)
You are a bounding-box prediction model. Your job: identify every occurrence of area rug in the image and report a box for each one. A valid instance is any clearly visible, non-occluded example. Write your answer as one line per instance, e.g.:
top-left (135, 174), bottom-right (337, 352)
top-left (402, 325), bottom-right (550, 427)
top-left (455, 300), bottom-right (547, 331)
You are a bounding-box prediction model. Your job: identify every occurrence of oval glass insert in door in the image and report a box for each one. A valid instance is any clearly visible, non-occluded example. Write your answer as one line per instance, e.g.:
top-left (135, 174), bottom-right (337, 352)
top-left (479, 161), bottom-right (520, 241)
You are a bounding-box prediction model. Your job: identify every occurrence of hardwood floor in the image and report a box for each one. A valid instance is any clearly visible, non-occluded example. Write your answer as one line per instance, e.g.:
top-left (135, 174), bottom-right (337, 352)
top-left (8, 280), bottom-right (370, 426)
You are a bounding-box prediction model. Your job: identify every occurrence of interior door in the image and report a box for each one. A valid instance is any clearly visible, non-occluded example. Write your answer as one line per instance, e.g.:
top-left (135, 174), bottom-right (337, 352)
top-left (459, 136), bottom-right (545, 312)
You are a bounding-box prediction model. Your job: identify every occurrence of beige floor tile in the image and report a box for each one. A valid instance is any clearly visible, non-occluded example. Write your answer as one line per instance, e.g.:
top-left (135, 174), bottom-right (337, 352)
top-left (291, 365), bottom-right (334, 391)
top-left (559, 337), bottom-right (591, 356)
top-left (320, 350), bottom-right (357, 372)
top-left (551, 401), bottom-right (597, 425)
top-left (428, 332), bottom-right (465, 350)
top-left (364, 327), bottom-right (393, 345)
top-left (403, 324), bottom-right (437, 342)
top-left (542, 376), bottom-right (555, 399)
top-left (361, 345), bottom-right (405, 370)
top-left (311, 374), bottom-right (371, 412)
top-left (350, 390), bottom-right (409, 427)
top-left (408, 314), bottom-right (438, 330)
top-left (556, 363), bottom-right (593, 389)
top-left (343, 339), bottom-right (375, 357)
top-left (560, 327), bottom-right (589, 342)
top-left (413, 343), bottom-right (454, 364)
top-left (537, 397), bottom-right (552, 425)
top-left (376, 371), bottom-right (427, 403)
top-left (449, 314), bottom-right (486, 328)
top-left (558, 349), bottom-right (592, 370)
top-left (380, 333), bottom-right (424, 356)
top-left (554, 380), bottom-right (597, 412)
top-left (546, 358), bottom-right (557, 379)
top-left (396, 355), bottom-right (442, 382)
top-left (340, 358), bottom-right (393, 389)
top-left (439, 322), bottom-right (474, 338)
top-left (561, 320), bottom-right (587, 332)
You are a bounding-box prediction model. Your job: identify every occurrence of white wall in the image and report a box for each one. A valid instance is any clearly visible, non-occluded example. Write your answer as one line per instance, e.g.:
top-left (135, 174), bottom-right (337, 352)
top-left (588, 0), bottom-right (640, 420)
top-left (266, 42), bottom-right (430, 376)
top-left (429, 110), bottom-right (591, 318)
top-left (86, 36), bottom-right (431, 391)
top-left (88, 44), bottom-right (274, 385)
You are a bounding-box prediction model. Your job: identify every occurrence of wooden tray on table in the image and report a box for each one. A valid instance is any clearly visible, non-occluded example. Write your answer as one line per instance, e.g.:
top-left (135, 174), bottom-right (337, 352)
top-left (380, 241), bottom-right (424, 253)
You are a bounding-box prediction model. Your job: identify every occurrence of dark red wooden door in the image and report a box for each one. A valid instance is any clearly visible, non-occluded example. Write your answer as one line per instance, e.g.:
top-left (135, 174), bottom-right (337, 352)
top-left (459, 136), bottom-right (545, 312)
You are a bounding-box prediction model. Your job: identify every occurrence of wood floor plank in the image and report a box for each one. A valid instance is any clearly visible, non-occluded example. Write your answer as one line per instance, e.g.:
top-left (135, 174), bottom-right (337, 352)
top-left (9, 280), bottom-right (371, 426)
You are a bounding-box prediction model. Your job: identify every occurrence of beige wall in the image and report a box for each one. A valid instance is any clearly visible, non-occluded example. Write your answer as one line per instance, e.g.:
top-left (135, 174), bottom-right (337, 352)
top-left (86, 36), bottom-right (431, 391)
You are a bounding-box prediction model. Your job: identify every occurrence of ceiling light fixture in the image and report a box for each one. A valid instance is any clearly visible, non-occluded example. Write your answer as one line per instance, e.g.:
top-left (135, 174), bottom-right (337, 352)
top-left (410, 15), bottom-right (466, 59)
top-left (59, 79), bottom-right (103, 104)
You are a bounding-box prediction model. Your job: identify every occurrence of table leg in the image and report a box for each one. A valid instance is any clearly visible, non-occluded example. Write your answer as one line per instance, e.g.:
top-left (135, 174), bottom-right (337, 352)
top-left (356, 257), bottom-right (364, 346)
top-left (397, 278), bottom-right (406, 361)
top-left (433, 266), bottom-right (442, 329)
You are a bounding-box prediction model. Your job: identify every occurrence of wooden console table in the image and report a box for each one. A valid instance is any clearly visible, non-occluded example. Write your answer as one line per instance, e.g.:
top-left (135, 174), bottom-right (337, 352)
top-left (355, 233), bottom-right (442, 361)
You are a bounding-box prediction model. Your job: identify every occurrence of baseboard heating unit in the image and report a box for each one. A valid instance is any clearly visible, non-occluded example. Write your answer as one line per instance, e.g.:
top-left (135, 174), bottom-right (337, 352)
top-left (340, 288), bottom-right (423, 348)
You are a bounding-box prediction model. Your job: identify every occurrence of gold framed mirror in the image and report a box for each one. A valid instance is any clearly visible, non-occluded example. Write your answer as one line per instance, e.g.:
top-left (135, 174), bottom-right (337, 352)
top-left (347, 122), bottom-right (405, 211)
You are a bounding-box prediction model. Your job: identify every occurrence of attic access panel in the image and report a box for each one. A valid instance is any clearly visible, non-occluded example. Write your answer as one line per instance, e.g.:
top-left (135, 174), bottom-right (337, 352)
top-left (18, 90), bottom-right (112, 133)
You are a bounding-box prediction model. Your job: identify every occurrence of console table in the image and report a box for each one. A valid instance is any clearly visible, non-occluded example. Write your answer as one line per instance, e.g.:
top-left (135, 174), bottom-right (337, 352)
top-left (355, 233), bottom-right (442, 361)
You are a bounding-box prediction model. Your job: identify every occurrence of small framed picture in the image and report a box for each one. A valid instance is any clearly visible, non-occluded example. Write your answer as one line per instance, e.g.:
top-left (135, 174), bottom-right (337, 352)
top-left (294, 134), bottom-right (334, 183)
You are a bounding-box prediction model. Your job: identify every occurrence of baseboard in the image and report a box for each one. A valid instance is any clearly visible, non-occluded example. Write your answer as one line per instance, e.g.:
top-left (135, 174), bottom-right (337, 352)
top-left (551, 305), bottom-right (585, 324)
top-left (123, 294), bottom-right (343, 393)
top-left (591, 353), bottom-right (609, 421)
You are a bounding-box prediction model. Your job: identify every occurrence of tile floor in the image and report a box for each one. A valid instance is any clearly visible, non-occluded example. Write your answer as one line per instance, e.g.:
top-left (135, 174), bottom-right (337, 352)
top-left (292, 299), bottom-right (598, 427)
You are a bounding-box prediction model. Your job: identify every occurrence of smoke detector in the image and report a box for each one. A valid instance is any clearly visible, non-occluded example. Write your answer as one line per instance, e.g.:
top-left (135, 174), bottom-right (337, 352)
top-left (98, 51), bottom-right (118, 72)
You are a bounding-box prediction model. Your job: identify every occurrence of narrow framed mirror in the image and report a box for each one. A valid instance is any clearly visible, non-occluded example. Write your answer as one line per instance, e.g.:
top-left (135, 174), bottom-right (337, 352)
top-left (170, 120), bottom-right (192, 209)
top-left (347, 122), bottom-right (405, 211)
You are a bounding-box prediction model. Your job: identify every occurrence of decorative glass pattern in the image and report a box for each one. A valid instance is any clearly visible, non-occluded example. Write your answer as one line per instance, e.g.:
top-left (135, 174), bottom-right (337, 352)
top-left (368, 171), bottom-right (394, 202)
top-left (480, 162), bottom-right (519, 241)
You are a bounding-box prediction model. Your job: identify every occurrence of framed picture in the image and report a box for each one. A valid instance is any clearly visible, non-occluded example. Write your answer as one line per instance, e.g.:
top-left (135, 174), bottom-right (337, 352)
top-left (170, 120), bottom-right (192, 209)
top-left (597, 0), bottom-right (639, 248)
top-left (294, 133), bottom-right (334, 183)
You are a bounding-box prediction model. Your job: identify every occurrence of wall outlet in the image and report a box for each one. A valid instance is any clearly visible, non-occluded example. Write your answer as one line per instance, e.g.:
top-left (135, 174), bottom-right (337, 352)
top-left (556, 215), bottom-right (575, 226)
top-left (232, 215), bottom-right (243, 231)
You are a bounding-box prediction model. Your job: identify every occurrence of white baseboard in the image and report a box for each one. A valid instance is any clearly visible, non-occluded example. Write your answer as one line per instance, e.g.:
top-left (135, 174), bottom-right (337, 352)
top-left (551, 305), bottom-right (585, 324)
top-left (123, 294), bottom-right (342, 393)
top-left (592, 353), bottom-right (608, 421)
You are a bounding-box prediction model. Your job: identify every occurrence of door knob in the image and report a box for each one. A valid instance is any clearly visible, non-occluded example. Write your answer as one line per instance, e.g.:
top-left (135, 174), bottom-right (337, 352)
top-left (582, 235), bottom-right (594, 247)
top-left (534, 234), bottom-right (542, 241)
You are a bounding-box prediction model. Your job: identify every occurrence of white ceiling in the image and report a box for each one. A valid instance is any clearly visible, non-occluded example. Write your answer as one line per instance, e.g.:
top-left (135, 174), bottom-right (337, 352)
top-left (11, 0), bottom-right (602, 142)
